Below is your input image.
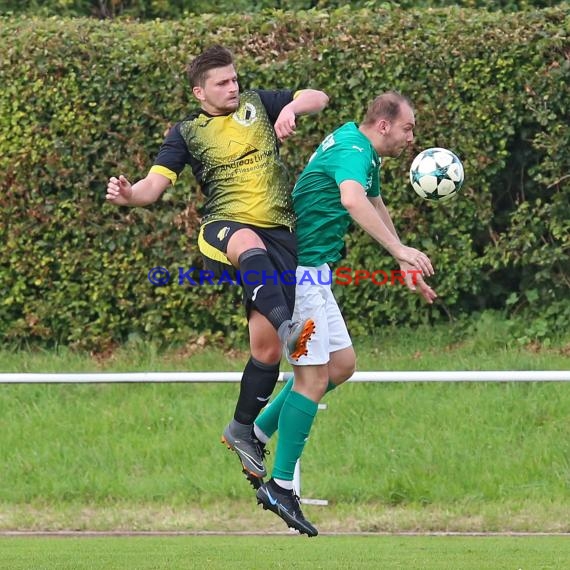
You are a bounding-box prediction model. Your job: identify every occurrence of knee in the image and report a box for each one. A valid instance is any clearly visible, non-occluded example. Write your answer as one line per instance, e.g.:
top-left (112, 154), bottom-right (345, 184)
top-left (227, 230), bottom-right (265, 265)
top-left (329, 355), bottom-right (356, 385)
top-left (293, 366), bottom-right (330, 401)
top-left (251, 340), bottom-right (282, 365)
top-left (336, 364), bottom-right (356, 384)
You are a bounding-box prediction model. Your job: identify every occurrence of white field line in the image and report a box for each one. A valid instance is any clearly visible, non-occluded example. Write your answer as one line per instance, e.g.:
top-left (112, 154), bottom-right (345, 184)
top-left (1, 370), bottom-right (570, 384)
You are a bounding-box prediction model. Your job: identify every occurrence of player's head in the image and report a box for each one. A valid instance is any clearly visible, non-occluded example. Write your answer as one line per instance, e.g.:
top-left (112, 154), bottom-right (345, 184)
top-left (361, 91), bottom-right (415, 157)
top-left (187, 45), bottom-right (239, 115)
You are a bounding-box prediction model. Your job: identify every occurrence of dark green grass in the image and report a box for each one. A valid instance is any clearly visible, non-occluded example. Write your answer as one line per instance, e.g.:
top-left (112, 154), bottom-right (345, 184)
top-left (2, 535), bottom-right (570, 570)
top-left (2, 382), bottom-right (570, 510)
top-left (1, 316), bottom-right (569, 532)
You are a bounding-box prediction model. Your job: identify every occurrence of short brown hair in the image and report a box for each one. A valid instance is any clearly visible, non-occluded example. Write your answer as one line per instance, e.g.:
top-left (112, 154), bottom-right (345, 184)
top-left (362, 91), bottom-right (413, 126)
top-left (187, 45), bottom-right (235, 88)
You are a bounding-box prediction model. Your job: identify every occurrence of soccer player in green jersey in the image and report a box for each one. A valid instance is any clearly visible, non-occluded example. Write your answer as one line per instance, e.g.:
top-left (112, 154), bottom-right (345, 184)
top-left (106, 46), bottom-right (328, 489)
top-left (253, 92), bottom-right (437, 536)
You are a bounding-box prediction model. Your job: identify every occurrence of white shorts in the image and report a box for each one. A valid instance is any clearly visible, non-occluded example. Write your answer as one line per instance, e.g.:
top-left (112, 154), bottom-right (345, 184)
top-left (286, 264), bottom-right (352, 366)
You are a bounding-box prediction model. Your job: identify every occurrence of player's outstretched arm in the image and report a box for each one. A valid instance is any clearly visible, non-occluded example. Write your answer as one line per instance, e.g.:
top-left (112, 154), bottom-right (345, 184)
top-left (106, 172), bottom-right (171, 207)
top-left (288, 89), bottom-right (329, 115)
top-left (368, 195), bottom-right (399, 240)
top-left (368, 195), bottom-right (437, 302)
top-left (340, 180), bottom-right (434, 277)
top-left (274, 89), bottom-right (329, 142)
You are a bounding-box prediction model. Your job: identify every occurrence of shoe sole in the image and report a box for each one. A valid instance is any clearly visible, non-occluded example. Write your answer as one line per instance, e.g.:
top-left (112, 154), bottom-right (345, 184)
top-left (288, 319), bottom-right (316, 361)
top-left (244, 469), bottom-right (264, 490)
top-left (256, 494), bottom-right (318, 537)
top-left (221, 435), bottom-right (267, 480)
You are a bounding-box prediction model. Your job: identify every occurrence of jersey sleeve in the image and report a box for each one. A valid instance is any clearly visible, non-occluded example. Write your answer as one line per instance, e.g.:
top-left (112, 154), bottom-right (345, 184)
top-left (254, 89), bottom-right (295, 124)
top-left (149, 123), bottom-right (191, 184)
top-left (331, 145), bottom-right (376, 192)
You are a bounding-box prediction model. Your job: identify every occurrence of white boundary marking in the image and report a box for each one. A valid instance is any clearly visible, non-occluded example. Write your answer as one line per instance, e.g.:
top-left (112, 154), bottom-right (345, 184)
top-left (1, 370), bottom-right (569, 383)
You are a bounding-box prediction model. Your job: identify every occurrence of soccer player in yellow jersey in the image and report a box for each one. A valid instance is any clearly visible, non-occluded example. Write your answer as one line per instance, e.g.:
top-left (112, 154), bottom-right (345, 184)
top-left (106, 46), bottom-right (328, 488)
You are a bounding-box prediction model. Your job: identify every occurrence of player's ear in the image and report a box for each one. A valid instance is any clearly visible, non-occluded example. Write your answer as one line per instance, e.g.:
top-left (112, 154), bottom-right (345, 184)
top-left (192, 85), bottom-right (205, 101)
top-left (377, 118), bottom-right (391, 135)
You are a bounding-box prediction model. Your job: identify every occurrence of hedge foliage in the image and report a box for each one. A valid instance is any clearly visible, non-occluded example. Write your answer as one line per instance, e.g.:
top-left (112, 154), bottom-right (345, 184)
top-left (0, 0), bottom-right (566, 19)
top-left (0, 6), bottom-right (568, 350)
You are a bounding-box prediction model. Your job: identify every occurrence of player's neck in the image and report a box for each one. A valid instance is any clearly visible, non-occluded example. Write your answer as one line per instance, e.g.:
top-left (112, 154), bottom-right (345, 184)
top-left (358, 124), bottom-right (382, 154)
top-left (200, 105), bottom-right (231, 117)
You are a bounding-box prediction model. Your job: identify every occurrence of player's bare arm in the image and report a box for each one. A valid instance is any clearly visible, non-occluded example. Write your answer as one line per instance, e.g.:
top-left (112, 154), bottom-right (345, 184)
top-left (369, 195), bottom-right (437, 301)
top-left (106, 172), bottom-right (171, 207)
top-left (274, 89), bottom-right (329, 142)
top-left (368, 195), bottom-right (399, 239)
top-left (340, 180), bottom-right (434, 277)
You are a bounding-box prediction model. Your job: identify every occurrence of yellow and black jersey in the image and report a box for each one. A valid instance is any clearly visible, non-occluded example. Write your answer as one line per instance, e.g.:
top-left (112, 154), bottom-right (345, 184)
top-left (150, 89), bottom-right (296, 229)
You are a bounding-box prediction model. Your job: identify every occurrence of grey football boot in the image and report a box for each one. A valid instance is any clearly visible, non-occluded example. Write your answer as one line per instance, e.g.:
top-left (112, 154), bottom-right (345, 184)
top-left (221, 422), bottom-right (267, 489)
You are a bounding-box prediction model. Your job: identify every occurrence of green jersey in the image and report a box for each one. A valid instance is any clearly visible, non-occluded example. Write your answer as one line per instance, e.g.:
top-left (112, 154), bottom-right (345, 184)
top-left (292, 122), bottom-right (381, 266)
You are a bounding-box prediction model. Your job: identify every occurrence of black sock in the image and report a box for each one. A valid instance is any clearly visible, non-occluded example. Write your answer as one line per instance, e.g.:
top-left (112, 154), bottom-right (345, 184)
top-left (234, 357), bottom-right (280, 425)
top-left (238, 248), bottom-right (291, 331)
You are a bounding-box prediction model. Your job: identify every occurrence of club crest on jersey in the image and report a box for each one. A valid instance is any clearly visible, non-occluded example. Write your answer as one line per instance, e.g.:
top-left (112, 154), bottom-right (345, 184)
top-left (233, 103), bottom-right (257, 126)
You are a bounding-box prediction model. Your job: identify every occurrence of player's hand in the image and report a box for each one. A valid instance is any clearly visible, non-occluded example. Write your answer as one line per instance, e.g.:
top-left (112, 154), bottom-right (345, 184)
top-left (394, 245), bottom-right (434, 277)
top-left (274, 107), bottom-right (297, 142)
top-left (106, 174), bottom-right (133, 205)
top-left (400, 262), bottom-right (438, 304)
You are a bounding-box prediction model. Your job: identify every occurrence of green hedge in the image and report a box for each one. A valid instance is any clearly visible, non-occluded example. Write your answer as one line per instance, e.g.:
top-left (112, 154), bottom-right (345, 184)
top-left (0, 0), bottom-right (565, 18)
top-left (0, 6), bottom-right (568, 350)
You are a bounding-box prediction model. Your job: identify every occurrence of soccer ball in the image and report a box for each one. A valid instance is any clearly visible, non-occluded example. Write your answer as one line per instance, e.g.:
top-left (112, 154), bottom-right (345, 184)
top-left (409, 147), bottom-right (464, 202)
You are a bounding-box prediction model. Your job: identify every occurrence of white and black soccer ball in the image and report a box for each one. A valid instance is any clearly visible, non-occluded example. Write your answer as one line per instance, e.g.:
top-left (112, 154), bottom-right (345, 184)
top-left (409, 147), bottom-right (464, 202)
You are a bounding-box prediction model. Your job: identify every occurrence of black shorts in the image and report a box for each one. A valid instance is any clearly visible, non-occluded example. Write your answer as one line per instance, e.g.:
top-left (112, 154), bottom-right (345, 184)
top-left (198, 220), bottom-right (297, 316)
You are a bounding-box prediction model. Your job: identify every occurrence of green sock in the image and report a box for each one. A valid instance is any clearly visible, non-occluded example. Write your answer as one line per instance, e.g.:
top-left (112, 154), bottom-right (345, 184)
top-left (255, 373), bottom-right (294, 439)
top-left (272, 390), bottom-right (318, 481)
top-left (255, 375), bottom-right (336, 439)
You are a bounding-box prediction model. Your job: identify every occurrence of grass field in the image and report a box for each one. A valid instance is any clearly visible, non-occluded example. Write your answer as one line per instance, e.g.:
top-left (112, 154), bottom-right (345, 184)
top-left (3, 534), bottom-right (570, 569)
top-left (1, 315), bottom-right (570, 570)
